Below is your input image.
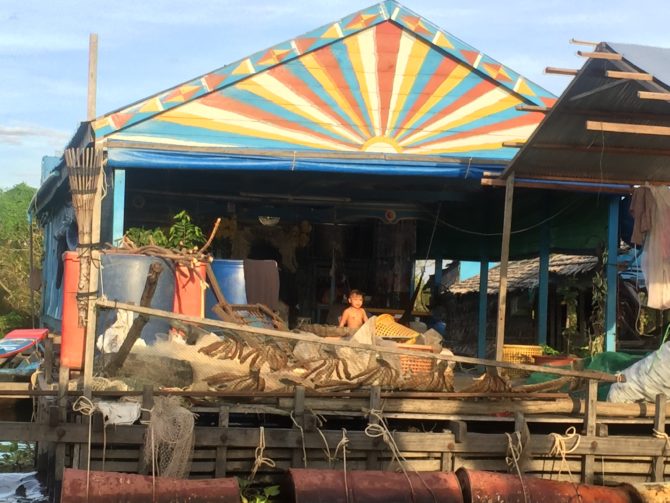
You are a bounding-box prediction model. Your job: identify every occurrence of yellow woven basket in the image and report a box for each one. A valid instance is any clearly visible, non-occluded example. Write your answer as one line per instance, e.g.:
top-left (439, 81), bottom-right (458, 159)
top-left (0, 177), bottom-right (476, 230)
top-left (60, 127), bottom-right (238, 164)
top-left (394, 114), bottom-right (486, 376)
top-left (502, 344), bottom-right (543, 379)
top-left (374, 314), bottom-right (420, 342)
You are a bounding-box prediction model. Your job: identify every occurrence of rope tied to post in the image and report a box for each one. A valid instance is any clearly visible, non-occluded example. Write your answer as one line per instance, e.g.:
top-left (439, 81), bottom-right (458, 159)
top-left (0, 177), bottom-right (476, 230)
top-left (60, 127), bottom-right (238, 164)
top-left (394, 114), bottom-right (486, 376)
top-left (251, 426), bottom-right (276, 480)
top-left (289, 411), bottom-right (308, 468)
top-left (505, 431), bottom-right (528, 503)
top-left (548, 426), bottom-right (582, 481)
top-left (72, 396), bottom-right (97, 501)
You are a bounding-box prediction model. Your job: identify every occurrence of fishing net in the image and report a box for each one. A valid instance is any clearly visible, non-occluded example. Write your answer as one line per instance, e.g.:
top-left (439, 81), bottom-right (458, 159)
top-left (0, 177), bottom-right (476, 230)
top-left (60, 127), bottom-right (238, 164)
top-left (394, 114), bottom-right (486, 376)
top-left (143, 396), bottom-right (196, 478)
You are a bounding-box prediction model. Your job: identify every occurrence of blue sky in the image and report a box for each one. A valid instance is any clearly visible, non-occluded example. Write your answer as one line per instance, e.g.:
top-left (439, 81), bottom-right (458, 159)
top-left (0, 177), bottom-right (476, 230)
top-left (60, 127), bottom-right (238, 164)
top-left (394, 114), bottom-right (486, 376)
top-left (2, 0), bottom-right (669, 189)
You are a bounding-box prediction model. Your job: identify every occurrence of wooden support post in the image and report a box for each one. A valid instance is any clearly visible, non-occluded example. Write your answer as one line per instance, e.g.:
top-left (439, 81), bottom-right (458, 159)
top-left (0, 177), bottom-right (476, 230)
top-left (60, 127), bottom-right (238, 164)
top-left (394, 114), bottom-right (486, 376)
top-left (87, 34), bottom-right (98, 121)
top-left (582, 379), bottom-right (598, 483)
top-left (366, 386), bottom-right (381, 470)
top-left (605, 196), bottom-right (619, 352)
top-left (538, 221), bottom-right (550, 346)
top-left (215, 405), bottom-right (230, 478)
top-left (292, 386), bottom-right (306, 468)
top-left (441, 429), bottom-right (455, 472)
top-left (137, 385), bottom-right (154, 475)
top-left (477, 256), bottom-right (488, 359)
top-left (653, 393), bottom-right (667, 482)
top-left (111, 169), bottom-right (126, 245)
top-left (54, 366), bottom-right (69, 484)
top-left (448, 420), bottom-right (468, 443)
top-left (496, 174), bottom-right (515, 362)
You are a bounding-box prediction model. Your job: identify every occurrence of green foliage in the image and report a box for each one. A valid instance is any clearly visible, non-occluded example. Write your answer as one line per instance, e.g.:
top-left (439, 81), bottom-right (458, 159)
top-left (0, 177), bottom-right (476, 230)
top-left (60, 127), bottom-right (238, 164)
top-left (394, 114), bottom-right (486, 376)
top-left (168, 210), bottom-right (205, 250)
top-left (0, 184), bottom-right (41, 333)
top-left (238, 479), bottom-right (280, 503)
top-left (125, 210), bottom-right (205, 251)
top-left (540, 344), bottom-right (561, 356)
top-left (588, 250), bottom-right (607, 356)
top-left (0, 442), bottom-right (34, 471)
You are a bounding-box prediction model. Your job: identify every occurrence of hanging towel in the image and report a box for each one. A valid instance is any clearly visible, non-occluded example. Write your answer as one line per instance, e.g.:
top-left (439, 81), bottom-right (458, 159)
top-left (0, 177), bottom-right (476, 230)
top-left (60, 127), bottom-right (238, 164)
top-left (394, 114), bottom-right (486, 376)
top-left (629, 186), bottom-right (653, 246)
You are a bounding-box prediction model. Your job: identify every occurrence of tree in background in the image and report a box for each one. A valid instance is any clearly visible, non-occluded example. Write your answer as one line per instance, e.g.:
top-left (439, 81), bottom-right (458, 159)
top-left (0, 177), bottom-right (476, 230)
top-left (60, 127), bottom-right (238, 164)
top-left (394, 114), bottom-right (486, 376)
top-left (0, 183), bottom-right (42, 334)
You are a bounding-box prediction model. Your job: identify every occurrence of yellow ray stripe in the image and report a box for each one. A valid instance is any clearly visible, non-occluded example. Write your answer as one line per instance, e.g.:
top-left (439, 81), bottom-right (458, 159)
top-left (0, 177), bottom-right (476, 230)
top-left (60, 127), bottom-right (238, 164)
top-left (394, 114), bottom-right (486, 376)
top-left (346, 28), bottom-right (381, 136)
top-left (400, 88), bottom-right (520, 146)
top-left (300, 53), bottom-right (371, 138)
top-left (386, 32), bottom-right (430, 135)
top-left (160, 104), bottom-right (353, 151)
top-left (238, 73), bottom-right (364, 144)
top-left (398, 64), bottom-right (471, 138)
top-left (406, 124), bottom-right (538, 155)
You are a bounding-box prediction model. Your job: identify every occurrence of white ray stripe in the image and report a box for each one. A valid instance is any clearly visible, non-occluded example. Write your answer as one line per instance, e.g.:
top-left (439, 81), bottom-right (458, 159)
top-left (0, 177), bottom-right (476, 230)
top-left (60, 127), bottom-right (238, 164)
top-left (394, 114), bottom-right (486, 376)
top-left (244, 73), bottom-right (364, 144)
top-left (407, 124), bottom-right (538, 154)
top-left (114, 132), bottom-right (235, 148)
top-left (357, 28), bottom-right (381, 136)
top-left (386, 31), bottom-right (413, 133)
top-left (400, 86), bottom-right (511, 145)
top-left (172, 102), bottom-right (352, 150)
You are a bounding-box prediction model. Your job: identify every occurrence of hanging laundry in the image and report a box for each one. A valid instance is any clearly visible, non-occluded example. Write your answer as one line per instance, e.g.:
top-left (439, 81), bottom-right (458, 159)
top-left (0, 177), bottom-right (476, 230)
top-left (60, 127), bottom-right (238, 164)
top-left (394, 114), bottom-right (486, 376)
top-left (641, 186), bottom-right (670, 309)
top-left (629, 185), bottom-right (653, 246)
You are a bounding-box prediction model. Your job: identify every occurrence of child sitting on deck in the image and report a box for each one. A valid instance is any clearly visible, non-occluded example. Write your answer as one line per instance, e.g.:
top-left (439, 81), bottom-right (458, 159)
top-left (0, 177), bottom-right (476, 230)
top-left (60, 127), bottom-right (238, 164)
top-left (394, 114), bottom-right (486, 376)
top-left (338, 289), bottom-right (368, 331)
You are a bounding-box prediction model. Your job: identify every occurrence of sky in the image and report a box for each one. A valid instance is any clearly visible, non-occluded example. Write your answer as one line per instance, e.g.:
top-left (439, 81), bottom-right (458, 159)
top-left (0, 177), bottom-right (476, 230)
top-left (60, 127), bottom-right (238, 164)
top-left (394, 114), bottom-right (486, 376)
top-left (2, 0), bottom-right (670, 189)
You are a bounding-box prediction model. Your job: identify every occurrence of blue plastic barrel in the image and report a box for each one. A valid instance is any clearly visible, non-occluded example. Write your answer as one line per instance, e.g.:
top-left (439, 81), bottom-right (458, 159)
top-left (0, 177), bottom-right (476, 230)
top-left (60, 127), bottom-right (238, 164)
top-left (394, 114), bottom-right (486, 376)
top-left (205, 259), bottom-right (247, 319)
top-left (98, 254), bottom-right (175, 345)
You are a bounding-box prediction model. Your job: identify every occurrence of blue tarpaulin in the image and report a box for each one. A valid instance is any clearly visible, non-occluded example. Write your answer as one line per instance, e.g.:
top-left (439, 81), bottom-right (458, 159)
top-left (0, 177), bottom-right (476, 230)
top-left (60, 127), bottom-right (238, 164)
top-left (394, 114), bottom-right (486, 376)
top-left (106, 147), bottom-right (505, 179)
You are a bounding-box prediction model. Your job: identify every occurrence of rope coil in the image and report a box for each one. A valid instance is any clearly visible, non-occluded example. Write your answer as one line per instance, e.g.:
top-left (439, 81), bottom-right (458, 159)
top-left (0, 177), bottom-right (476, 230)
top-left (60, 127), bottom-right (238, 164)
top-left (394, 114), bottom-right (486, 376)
top-left (548, 426), bottom-right (581, 481)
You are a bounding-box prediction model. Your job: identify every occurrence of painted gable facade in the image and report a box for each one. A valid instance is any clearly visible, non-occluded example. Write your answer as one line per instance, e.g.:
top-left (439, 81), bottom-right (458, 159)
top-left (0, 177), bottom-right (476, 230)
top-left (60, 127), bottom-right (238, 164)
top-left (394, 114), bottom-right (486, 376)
top-left (94, 2), bottom-right (555, 160)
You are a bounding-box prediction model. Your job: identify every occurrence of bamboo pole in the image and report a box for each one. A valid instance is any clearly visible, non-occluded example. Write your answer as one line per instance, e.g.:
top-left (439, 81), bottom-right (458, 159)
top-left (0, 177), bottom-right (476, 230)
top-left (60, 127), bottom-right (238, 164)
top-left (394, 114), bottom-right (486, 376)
top-left (495, 174), bottom-right (515, 362)
top-left (95, 298), bottom-right (622, 383)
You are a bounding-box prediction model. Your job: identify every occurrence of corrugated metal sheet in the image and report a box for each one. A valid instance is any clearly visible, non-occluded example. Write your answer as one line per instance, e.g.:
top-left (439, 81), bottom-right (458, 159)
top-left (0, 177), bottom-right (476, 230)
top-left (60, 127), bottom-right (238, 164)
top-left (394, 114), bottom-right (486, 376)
top-left (506, 42), bottom-right (670, 184)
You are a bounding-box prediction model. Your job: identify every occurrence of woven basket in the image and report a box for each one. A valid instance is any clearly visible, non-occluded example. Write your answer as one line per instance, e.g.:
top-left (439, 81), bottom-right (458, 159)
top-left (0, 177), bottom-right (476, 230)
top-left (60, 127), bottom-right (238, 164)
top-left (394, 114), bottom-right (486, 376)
top-left (397, 344), bottom-right (434, 374)
top-left (375, 314), bottom-right (420, 342)
top-left (502, 344), bottom-right (543, 378)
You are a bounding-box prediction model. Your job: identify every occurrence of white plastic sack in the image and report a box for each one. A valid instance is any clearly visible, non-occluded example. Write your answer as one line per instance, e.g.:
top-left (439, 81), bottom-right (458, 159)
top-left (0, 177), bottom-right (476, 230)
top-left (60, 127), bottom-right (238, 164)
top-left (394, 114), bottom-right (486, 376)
top-left (95, 400), bottom-right (141, 426)
top-left (96, 309), bottom-right (146, 353)
top-left (607, 342), bottom-right (670, 403)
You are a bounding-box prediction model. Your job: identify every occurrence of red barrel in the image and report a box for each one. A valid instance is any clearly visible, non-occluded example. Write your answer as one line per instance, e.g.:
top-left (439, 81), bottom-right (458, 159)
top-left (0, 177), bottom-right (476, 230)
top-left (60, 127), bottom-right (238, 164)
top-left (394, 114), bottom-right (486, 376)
top-left (289, 469), bottom-right (463, 503)
top-left (173, 262), bottom-right (207, 318)
top-left (456, 468), bottom-right (640, 503)
top-left (61, 251), bottom-right (84, 369)
top-left (60, 469), bottom-right (240, 502)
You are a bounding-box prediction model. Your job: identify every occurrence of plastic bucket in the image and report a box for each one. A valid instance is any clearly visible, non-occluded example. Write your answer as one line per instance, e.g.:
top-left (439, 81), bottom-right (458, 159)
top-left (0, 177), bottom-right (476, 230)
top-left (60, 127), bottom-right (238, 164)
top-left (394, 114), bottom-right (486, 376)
top-left (173, 262), bottom-right (207, 318)
top-left (60, 251), bottom-right (84, 369)
top-left (205, 259), bottom-right (247, 319)
top-left (98, 254), bottom-right (175, 345)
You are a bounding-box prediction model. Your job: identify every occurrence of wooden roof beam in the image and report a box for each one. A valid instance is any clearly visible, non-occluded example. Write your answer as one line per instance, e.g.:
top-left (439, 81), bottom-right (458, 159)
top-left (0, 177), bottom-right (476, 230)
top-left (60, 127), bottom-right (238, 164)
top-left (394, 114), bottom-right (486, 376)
top-left (502, 141), bottom-right (525, 148)
top-left (481, 177), bottom-right (631, 194)
top-left (515, 105), bottom-right (551, 112)
top-left (577, 50), bottom-right (622, 61)
top-left (545, 67), bottom-right (579, 76)
top-left (638, 90), bottom-right (670, 101)
top-left (570, 38), bottom-right (599, 47)
top-left (606, 70), bottom-right (653, 81)
top-left (587, 120), bottom-right (670, 136)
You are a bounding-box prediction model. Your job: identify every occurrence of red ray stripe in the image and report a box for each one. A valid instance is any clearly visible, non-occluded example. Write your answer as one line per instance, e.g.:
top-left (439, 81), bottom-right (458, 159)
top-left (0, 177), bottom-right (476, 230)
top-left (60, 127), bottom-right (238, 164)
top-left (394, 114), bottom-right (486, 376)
top-left (268, 65), bottom-right (363, 142)
top-left (398, 79), bottom-right (496, 141)
top-left (412, 112), bottom-right (543, 149)
top-left (310, 46), bottom-right (372, 138)
top-left (199, 93), bottom-right (358, 149)
top-left (375, 22), bottom-right (402, 135)
top-left (392, 56), bottom-right (459, 137)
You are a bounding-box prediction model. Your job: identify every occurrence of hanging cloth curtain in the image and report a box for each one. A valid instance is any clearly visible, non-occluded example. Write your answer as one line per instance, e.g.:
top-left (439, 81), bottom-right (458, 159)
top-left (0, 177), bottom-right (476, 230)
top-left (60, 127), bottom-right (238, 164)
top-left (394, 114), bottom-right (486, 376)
top-left (641, 186), bottom-right (670, 309)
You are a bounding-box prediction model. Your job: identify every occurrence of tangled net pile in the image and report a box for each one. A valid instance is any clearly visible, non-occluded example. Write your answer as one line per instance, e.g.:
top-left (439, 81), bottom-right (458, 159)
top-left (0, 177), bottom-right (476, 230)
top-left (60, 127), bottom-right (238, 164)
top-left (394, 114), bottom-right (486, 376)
top-left (143, 396), bottom-right (196, 478)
